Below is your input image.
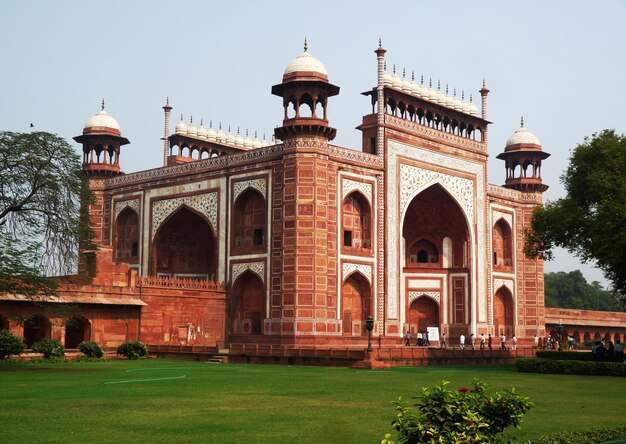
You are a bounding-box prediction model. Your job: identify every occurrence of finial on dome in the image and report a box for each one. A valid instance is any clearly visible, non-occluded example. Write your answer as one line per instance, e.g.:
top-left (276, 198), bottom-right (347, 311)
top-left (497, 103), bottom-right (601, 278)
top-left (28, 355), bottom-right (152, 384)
top-left (445, 84), bottom-right (449, 95)
top-left (209, 119), bottom-right (213, 128)
top-left (263, 132), bottom-right (266, 140)
top-left (378, 37), bottom-right (382, 47)
top-left (420, 75), bottom-right (424, 85)
top-left (384, 61), bottom-right (387, 70)
top-left (483, 78), bottom-right (486, 88)
top-left (429, 78), bottom-right (432, 88)
top-left (393, 64), bottom-right (396, 74)
top-left (255, 130), bottom-right (258, 138)
top-left (190, 116), bottom-right (193, 124)
top-left (453, 87), bottom-right (457, 98)
top-left (402, 68), bottom-right (406, 78)
top-left (246, 129), bottom-right (249, 137)
top-left (228, 124), bottom-right (231, 132)
top-left (470, 93), bottom-right (473, 103)
top-left (304, 37), bottom-right (308, 52)
top-left (166, 96), bottom-right (169, 105)
top-left (461, 91), bottom-right (465, 100)
top-left (521, 116), bottom-right (524, 127)
top-left (237, 126), bottom-right (240, 135)
top-left (411, 71), bottom-right (415, 81)
top-left (200, 118), bottom-right (203, 126)
top-left (437, 80), bottom-right (441, 91)
top-left (101, 99), bottom-right (105, 111)
top-left (219, 121), bottom-right (222, 130)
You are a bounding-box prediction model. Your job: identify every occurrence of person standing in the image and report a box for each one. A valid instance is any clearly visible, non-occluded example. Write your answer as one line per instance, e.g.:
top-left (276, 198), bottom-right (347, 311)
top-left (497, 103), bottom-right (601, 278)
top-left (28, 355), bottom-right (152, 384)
top-left (424, 330), bottom-right (430, 346)
top-left (501, 333), bottom-right (506, 350)
top-left (405, 330), bottom-right (411, 346)
top-left (512, 335), bottom-right (517, 350)
top-left (488, 334), bottom-right (493, 350)
top-left (441, 333), bottom-right (447, 349)
top-left (534, 335), bottom-right (539, 348)
top-left (470, 333), bottom-right (476, 350)
top-left (480, 334), bottom-right (486, 350)
top-left (459, 333), bottom-right (465, 350)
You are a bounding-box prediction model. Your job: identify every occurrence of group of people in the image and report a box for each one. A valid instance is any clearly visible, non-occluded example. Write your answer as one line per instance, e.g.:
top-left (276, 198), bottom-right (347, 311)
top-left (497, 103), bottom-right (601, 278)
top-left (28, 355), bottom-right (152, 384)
top-left (404, 331), bottom-right (518, 350)
top-left (404, 330), bottom-right (431, 346)
top-left (592, 339), bottom-right (624, 361)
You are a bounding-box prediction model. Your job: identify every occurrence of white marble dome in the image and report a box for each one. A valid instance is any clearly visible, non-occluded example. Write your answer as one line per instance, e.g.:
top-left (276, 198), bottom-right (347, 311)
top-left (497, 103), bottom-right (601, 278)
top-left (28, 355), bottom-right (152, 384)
top-left (84, 109), bottom-right (120, 132)
top-left (175, 118), bottom-right (188, 135)
top-left (284, 49), bottom-right (328, 76)
top-left (506, 125), bottom-right (541, 146)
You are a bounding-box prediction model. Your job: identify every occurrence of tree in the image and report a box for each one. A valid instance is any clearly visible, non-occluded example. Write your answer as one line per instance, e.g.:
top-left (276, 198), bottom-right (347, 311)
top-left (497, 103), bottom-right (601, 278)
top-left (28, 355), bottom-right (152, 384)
top-left (0, 131), bottom-right (92, 297)
top-left (525, 130), bottom-right (626, 297)
top-left (545, 270), bottom-right (623, 312)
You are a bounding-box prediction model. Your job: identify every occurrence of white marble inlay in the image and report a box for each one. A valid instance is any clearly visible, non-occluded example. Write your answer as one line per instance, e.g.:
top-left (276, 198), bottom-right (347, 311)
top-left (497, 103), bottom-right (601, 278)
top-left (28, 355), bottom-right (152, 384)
top-left (342, 179), bottom-right (373, 205)
top-left (408, 291), bottom-right (441, 303)
top-left (114, 198), bottom-right (140, 220)
top-left (342, 262), bottom-right (372, 285)
top-left (232, 261), bottom-right (265, 284)
top-left (151, 192), bottom-right (218, 240)
top-left (493, 210), bottom-right (513, 228)
top-left (232, 178), bottom-right (267, 203)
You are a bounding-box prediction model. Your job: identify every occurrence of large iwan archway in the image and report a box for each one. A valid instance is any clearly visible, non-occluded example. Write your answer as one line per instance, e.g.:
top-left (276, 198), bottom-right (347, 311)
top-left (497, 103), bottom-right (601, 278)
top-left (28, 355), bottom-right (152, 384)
top-left (151, 207), bottom-right (217, 280)
top-left (341, 273), bottom-right (371, 336)
top-left (408, 296), bottom-right (440, 333)
top-left (231, 271), bottom-right (265, 335)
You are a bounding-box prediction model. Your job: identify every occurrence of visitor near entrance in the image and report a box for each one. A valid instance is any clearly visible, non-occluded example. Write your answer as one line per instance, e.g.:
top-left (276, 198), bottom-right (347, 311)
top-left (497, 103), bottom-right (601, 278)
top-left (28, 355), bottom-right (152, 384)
top-left (441, 333), bottom-right (447, 349)
top-left (470, 333), bottom-right (476, 350)
top-left (480, 334), bottom-right (486, 350)
top-left (488, 334), bottom-right (493, 350)
top-left (501, 333), bottom-right (506, 350)
top-left (512, 335), bottom-right (517, 350)
top-left (405, 330), bottom-right (411, 346)
top-left (459, 334), bottom-right (465, 350)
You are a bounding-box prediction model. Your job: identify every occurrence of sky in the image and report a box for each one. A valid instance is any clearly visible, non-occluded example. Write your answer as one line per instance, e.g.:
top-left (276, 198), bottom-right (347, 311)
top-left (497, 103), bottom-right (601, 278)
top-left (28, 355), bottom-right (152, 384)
top-left (1, 1), bottom-right (625, 288)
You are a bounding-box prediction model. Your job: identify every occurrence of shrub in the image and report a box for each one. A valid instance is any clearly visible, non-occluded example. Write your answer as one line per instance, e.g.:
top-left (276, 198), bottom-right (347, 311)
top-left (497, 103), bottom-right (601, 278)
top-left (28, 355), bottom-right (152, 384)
top-left (0, 330), bottom-right (25, 359)
top-left (383, 379), bottom-right (533, 444)
top-left (533, 425), bottom-right (626, 443)
top-left (32, 338), bottom-right (65, 359)
top-left (517, 358), bottom-right (626, 376)
top-left (78, 341), bottom-right (104, 358)
top-left (116, 340), bottom-right (147, 359)
top-left (535, 351), bottom-right (595, 361)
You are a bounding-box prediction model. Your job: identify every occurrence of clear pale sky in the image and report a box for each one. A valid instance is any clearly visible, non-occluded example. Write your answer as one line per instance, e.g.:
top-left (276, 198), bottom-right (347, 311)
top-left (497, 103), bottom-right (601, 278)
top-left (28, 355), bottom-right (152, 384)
top-left (2, 1), bottom-right (625, 288)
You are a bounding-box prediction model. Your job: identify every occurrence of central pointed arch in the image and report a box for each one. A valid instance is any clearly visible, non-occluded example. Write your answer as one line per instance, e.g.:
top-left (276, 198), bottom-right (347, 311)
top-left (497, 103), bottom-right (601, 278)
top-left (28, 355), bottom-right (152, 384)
top-left (150, 206), bottom-right (217, 279)
top-left (408, 295), bottom-right (440, 333)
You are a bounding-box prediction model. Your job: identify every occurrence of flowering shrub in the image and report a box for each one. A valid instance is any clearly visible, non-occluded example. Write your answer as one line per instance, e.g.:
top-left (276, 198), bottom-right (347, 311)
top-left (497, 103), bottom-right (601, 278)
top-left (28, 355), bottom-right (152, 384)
top-left (116, 340), bottom-right (148, 359)
top-left (382, 379), bottom-right (533, 444)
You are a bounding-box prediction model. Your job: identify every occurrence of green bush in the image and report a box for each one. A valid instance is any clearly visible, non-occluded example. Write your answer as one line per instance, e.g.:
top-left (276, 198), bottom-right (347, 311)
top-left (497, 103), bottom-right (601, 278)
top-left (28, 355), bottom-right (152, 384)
top-left (0, 330), bottom-right (25, 359)
top-left (78, 341), bottom-right (103, 358)
top-left (535, 351), bottom-right (595, 361)
top-left (32, 338), bottom-right (65, 359)
top-left (533, 425), bottom-right (626, 443)
top-left (382, 379), bottom-right (533, 444)
top-left (517, 358), bottom-right (626, 376)
top-left (116, 340), bottom-right (147, 359)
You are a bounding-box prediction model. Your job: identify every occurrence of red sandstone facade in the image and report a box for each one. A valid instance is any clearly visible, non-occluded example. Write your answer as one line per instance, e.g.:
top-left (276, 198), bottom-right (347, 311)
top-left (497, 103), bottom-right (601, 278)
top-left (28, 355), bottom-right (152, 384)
top-left (1, 43), bottom-right (624, 356)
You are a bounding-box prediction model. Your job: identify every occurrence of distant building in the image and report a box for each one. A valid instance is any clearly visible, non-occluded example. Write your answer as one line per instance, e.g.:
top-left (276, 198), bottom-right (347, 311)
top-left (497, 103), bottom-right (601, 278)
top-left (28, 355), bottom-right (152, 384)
top-left (2, 42), bottom-right (624, 357)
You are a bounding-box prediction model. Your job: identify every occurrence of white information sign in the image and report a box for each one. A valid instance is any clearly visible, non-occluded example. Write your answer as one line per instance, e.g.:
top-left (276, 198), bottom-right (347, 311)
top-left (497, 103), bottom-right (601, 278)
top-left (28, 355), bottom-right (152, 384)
top-left (427, 327), bottom-right (440, 342)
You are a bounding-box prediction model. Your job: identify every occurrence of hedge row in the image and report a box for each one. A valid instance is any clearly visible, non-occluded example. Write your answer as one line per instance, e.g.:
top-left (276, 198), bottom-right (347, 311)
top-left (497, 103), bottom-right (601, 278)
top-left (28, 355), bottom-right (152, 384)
top-left (517, 358), bottom-right (626, 376)
top-left (533, 426), bottom-right (626, 443)
top-left (536, 351), bottom-right (623, 362)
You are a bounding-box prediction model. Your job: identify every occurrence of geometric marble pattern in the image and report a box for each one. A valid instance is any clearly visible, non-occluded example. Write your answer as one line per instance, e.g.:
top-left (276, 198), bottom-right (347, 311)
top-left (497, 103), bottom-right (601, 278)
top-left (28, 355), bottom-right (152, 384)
top-left (151, 192), bottom-right (218, 240)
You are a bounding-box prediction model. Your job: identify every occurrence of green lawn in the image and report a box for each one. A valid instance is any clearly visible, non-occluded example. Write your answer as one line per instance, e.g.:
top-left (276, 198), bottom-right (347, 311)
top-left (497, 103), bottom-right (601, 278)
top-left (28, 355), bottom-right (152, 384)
top-left (1, 359), bottom-right (625, 443)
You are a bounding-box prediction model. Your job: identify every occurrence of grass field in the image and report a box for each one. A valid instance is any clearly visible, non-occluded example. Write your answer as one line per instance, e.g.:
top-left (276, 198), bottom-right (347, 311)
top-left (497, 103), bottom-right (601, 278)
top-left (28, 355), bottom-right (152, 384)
top-left (1, 359), bottom-right (625, 443)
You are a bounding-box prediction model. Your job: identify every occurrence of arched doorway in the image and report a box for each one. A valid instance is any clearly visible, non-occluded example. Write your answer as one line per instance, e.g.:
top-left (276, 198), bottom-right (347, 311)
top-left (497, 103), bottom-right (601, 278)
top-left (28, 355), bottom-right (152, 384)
top-left (65, 316), bottom-right (91, 348)
top-left (231, 271), bottom-right (264, 335)
top-left (24, 315), bottom-right (51, 347)
top-left (493, 287), bottom-right (514, 337)
top-left (342, 192), bottom-right (371, 250)
top-left (408, 296), bottom-right (439, 334)
top-left (0, 314), bottom-right (9, 331)
top-left (492, 219), bottom-right (513, 270)
top-left (115, 207), bottom-right (139, 263)
top-left (232, 189), bottom-right (266, 253)
top-left (341, 273), bottom-right (371, 336)
top-left (151, 207), bottom-right (217, 280)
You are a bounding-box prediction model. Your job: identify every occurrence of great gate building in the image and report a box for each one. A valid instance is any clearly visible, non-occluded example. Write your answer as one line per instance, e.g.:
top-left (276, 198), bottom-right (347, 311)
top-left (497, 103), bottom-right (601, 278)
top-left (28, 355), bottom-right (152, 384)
top-left (3, 42), bottom-right (625, 357)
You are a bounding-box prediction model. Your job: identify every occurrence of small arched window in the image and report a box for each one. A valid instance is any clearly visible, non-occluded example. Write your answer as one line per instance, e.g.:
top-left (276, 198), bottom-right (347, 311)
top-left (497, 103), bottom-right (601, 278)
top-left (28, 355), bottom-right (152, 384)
top-left (232, 189), bottom-right (266, 253)
top-left (342, 192), bottom-right (371, 251)
top-left (115, 207), bottom-right (139, 263)
top-left (492, 219), bottom-right (513, 270)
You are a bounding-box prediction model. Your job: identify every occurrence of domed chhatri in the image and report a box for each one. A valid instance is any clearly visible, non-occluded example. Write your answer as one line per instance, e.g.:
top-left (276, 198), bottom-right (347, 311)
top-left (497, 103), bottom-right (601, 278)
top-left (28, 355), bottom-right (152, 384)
top-left (74, 100), bottom-right (129, 176)
top-left (282, 38), bottom-right (329, 82)
top-left (82, 100), bottom-right (122, 136)
top-left (505, 119), bottom-right (541, 147)
top-left (497, 117), bottom-right (550, 193)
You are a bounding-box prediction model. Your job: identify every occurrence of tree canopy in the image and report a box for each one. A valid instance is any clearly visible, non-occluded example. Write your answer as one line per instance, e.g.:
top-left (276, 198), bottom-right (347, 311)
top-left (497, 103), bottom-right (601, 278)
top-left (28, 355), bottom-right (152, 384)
top-left (0, 131), bottom-right (90, 297)
top-left (544, 270), bottom-right (623, 312)
top-left (525, 130), bottom-right (626, 297)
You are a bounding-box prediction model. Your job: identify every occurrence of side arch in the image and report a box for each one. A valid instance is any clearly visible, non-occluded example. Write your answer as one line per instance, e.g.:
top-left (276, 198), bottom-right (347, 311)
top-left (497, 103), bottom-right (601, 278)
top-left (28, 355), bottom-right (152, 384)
top-left (341, 273), bottom-right (371, 336)
top-left (230, 271), bottom-right (265, 335)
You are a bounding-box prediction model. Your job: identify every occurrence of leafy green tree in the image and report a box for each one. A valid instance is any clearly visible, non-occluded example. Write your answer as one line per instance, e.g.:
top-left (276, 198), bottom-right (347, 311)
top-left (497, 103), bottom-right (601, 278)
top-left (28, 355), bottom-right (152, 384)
top-left (545, 270), bottom-right (623, 312)
top-left (0, 131), bottom-right (93, 297)
top-left (525, 130), bottom-right (626, 297)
